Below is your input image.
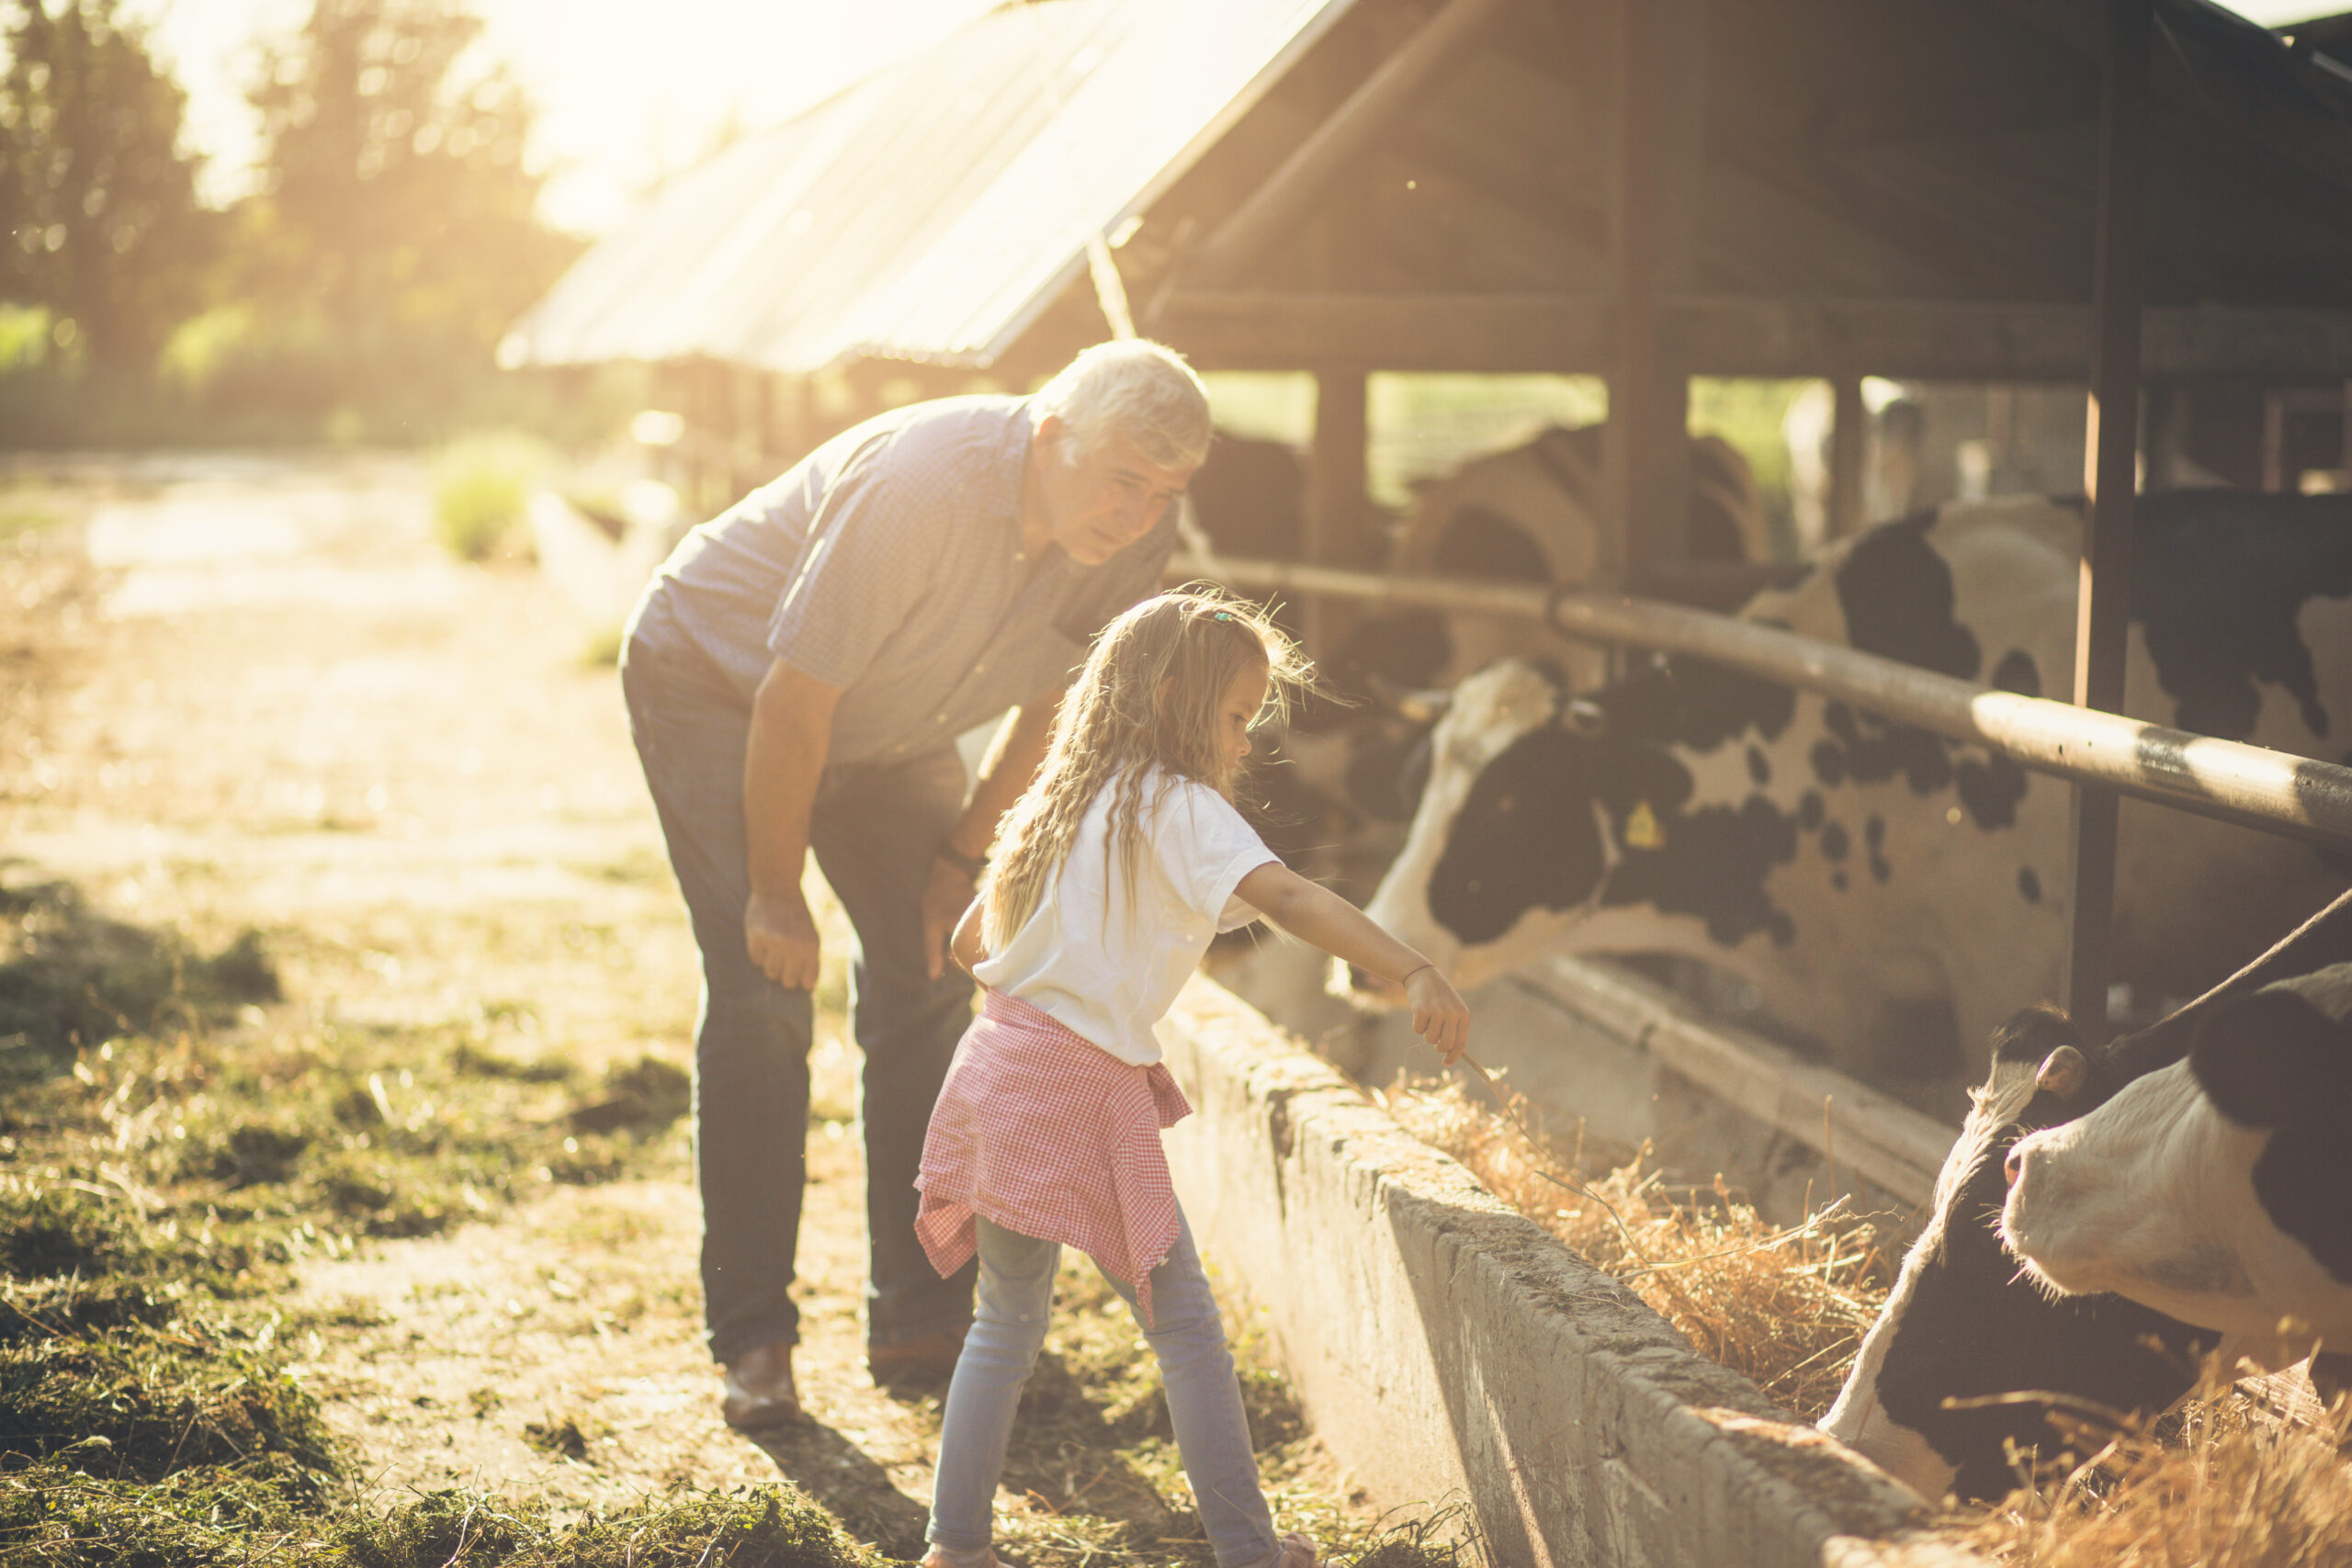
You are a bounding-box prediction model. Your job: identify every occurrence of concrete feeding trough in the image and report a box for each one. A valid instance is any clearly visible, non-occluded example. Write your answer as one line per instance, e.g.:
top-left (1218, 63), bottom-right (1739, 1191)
top-left (1161, 975), bottom-right (1986, 1568)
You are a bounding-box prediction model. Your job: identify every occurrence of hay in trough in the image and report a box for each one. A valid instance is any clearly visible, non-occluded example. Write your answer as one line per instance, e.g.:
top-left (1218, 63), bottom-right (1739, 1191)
top-left (1957, 1377), bottom-right (2352, 1567)
top-left (1378, 1074), bottom-right (1888, 1420)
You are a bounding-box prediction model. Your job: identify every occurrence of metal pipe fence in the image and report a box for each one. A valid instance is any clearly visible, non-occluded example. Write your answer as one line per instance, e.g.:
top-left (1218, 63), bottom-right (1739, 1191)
top-left (1168, 552), bottom-right (2352, 854)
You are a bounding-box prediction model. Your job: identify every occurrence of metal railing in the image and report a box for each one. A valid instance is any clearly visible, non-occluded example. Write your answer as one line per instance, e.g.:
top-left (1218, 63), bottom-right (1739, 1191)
top-left (1167, 552), bottom-right (2352, 854)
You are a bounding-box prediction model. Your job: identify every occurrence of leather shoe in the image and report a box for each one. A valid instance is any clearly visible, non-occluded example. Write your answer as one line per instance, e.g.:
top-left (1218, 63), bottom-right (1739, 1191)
top-left (867, 1325), bottom-right (968, 1388)
top-left (719, 1340), bottom-right (802, 1430)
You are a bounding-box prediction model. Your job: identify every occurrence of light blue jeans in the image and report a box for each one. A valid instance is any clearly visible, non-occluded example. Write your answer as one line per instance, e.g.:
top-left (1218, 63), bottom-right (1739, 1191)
top-left (928, 1212), bottom-right (1279, 1567)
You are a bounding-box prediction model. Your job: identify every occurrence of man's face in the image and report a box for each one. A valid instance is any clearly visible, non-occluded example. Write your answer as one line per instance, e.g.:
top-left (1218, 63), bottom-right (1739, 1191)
top-left (1034, 418), bottom-right (1196, 566)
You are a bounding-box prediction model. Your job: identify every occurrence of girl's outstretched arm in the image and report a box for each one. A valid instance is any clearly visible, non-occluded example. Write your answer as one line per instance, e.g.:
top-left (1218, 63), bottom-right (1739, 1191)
top-left (1233, 862), bottom-right (1470, 1063)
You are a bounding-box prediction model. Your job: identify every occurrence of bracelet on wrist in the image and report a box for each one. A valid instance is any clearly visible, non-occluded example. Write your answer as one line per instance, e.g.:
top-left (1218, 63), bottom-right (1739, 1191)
top-left (1400, 962), bottom-right (1435, 986)
top-left (936, 842), bottom-right (987, 880)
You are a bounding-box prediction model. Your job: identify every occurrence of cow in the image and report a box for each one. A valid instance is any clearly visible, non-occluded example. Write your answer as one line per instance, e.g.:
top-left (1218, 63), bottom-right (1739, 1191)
top-left (1354, 490), bottom-right (2352, 1084)
top-left (1214, 426), bottom-right (1765, 872)
top-left (2003, 957), bottom-right (2352, 1361)
top-left (1821, 888), bottom-right (2352, 1502)
top-left (1379, 423), bottom-right (1770, 695)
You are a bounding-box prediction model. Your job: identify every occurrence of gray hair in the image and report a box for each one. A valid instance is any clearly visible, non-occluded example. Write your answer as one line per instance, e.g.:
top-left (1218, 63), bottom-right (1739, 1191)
top-left (1034, 339), bottom-right (1213, 470)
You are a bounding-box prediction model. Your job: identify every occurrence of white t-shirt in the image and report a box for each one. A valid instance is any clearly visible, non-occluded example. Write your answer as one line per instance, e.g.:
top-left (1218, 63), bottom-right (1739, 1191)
top-left (974, 767), bottom-right (1279, 1065)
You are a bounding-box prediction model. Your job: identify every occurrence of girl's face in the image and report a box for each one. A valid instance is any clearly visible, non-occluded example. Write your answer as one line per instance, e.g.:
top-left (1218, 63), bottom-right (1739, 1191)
top-left (1218, 659), bottom-right (1270, 779)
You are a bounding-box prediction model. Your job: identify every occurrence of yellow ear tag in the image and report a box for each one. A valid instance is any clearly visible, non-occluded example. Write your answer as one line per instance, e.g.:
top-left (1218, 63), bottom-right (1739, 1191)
top-left (1624, 800), bottom-right (1665, 850)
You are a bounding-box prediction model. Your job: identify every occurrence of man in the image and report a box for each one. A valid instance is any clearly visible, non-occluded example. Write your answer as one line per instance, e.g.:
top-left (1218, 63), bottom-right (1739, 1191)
top-left (619, 340), bottom-right (1210, 1430)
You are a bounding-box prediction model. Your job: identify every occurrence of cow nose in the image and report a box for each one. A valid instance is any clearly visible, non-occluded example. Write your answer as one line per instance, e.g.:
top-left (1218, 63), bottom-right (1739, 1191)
top-left (2003, 1145), bottom-right (2022, 1188)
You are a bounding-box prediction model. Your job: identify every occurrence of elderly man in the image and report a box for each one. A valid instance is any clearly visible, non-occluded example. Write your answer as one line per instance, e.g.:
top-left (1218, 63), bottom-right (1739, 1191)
top-left (619, 340), bottom-right (1210, 1429)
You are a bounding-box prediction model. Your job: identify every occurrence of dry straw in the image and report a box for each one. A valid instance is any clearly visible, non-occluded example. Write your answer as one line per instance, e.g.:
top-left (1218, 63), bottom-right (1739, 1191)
top-left (1380, 1070), bottom-right (2352, 1566)
top-left (1377, 1070), bottom-right (1886, 1419)
top-left (1956, 1371), bottom-right (2352, 1567)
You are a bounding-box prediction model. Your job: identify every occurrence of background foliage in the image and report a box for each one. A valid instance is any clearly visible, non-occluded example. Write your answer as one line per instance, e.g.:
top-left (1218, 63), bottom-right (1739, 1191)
top-left (0, 0), bottom-right (585, 446)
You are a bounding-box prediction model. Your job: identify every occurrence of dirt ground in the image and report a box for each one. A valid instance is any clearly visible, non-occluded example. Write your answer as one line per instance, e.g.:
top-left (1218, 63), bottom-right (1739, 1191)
top-left (0, 451), bottom-right (1374, 1560)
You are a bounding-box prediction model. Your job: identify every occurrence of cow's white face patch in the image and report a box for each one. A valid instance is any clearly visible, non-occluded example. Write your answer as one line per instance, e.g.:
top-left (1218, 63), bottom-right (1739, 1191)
top-left (2002, 1061), bottom-right (2276, 1331)
top-left (1362, 660), bottom-right (1564, 976)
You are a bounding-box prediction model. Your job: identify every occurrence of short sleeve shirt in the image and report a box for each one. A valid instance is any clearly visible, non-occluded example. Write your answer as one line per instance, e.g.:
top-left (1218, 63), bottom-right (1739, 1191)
top-left (626, 395), bottom-right (1177, 764)
top-left (972, 766), bottom-right (1280, 1065)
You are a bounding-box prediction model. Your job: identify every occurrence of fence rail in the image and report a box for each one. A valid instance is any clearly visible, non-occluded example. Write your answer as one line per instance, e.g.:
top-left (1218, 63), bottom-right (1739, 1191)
top-left (1168, 552), bottom-right (2352, 854)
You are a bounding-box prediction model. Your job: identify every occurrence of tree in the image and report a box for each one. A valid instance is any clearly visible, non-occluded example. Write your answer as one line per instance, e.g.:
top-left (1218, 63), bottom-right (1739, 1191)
top-left (0, 0), bottom-right (208, 375)
top-left (242, 0), bottom-right (579, 409)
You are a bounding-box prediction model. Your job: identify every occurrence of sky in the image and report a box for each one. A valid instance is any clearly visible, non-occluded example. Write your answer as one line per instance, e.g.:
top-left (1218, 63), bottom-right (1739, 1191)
top-left (134, 0), bottom-right (2352, 238)
top-left (140, 0), bottom-right (1000, 233)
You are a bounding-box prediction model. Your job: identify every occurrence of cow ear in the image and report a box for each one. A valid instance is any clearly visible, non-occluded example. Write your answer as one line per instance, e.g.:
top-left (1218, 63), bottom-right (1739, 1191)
top-left (2188, 985), bottom-right (2352, 1131)
top-left (2034, 1043), bottom-right (2087, 1099)
top-left (1990, 1003), bottom-right (2078, 1066)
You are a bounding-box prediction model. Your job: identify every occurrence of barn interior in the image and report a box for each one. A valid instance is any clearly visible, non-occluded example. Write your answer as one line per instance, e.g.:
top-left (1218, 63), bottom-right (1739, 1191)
top-left (504, 0), bottom-right (2352, 1078)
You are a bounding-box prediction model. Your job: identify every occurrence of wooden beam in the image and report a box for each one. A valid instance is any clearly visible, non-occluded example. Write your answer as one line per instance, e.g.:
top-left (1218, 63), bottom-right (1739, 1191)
top-left (1308, 369), bottom-right (1372, 570)
top-left (1305, 368), bottom-right (1371, 652)
top-left (1828, 376), bottom-right (1868, 541)
top-left (1157, 292), bottom-right (2352, 378)
top-left (2064, 0), bottom-right (2154, 1046)
top-left (1187, 0), bottom-right (1511, 289)
top-left (1159, 292), bottom-right (1612, 370)
top-left (1604, 0), bottom-right (1702, 578)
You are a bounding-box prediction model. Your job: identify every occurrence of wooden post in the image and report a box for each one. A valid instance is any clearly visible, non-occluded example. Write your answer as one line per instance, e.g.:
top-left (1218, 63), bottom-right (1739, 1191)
top-left (2143, 380), bottom-right (2179, 491)
top-left (2064, 0), bottom-right (2153, 1044)
top-left (1306, 367), bottom-right (1371, 650)
top-left (2261, 389), bottom-right (2288, 492)
top-left (1603, 0), bottom-right (1702, 583)
top-left (1828, 374), bottom-right (1869, 540)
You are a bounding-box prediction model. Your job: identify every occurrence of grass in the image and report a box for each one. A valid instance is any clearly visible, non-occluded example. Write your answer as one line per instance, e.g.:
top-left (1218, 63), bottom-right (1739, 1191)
top-left (0, 874), bottom-right (279, 1080)
top-left (0, 873), bottom-right (853, 1568)
top-left (429, 433), bottom-right (553, 563)
top-left (0, 503), bottom-right (64, 546)
top-left (0, 870), bottom-right (1460, 1567)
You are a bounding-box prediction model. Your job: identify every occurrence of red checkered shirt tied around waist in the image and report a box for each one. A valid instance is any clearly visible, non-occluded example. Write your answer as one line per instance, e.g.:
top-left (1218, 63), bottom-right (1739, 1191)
top-left (916, 988), bottom-right (1193, 1325)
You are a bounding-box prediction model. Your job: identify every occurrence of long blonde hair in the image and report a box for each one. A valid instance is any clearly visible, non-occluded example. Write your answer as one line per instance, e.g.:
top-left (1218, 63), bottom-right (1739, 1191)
top-left (984, 586), bottom-right (1312, 948)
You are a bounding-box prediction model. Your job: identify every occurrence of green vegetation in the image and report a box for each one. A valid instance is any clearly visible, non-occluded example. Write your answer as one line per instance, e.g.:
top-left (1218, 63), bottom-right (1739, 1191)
top-left (0, 874), bottom-right (278, 1080)
top-left (0, 873), bottom-right (892, 1568)
top-left (0, 0), bottom-right (592, 450)
top-left (1205, 369), bottom-right (1813, 553)
top-left (430, 432), bottom-right (552, 561)
top-left (0, 870), bottom-right (1464, 1567)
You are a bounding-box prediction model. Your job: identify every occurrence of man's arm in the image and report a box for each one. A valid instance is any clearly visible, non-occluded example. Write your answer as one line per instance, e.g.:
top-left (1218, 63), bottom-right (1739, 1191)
top-left (745, 659), bottom-right (842, 990)
top-left (922, 688), bottom-right (1064, 979)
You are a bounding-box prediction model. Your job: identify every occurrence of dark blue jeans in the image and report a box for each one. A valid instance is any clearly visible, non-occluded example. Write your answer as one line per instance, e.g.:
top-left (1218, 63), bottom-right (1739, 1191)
top-left (621, 633), bottom-right (978, 1363)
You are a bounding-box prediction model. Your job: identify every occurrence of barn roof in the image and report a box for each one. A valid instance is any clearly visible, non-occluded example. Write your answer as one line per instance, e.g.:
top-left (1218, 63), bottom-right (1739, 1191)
top-left (508, 0), bottom-right (2352, 383)
top-left (500, 0), bottom-right (1357, 375)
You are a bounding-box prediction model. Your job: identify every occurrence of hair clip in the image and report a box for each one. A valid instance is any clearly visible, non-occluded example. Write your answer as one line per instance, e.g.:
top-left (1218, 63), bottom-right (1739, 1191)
top-left (1212, 610), bottom-right (1234, 622)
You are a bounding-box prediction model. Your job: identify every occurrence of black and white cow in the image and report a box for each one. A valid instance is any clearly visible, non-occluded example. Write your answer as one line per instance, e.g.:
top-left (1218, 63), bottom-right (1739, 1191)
top-left (1357, 490), bottom-right (2352, 1081)
top-left (2004, 957), bottom-right (2352, 1359)
top-left (1822, 888), bottom-right (2352, 1501)
top-left (1381, 423), bottom-right (1770, 695)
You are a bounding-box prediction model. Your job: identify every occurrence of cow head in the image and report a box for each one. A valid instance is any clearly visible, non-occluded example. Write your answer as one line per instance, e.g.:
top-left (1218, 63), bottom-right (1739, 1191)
top-left (2002, 964), bottom-right (2352, 1351)
top-left (1353, 659), bottom-right (1602, 992)
top-left (1820, 1006), bottom-right (2212, 1501)
top-left (1355, 651), bottom-right (1803, 998)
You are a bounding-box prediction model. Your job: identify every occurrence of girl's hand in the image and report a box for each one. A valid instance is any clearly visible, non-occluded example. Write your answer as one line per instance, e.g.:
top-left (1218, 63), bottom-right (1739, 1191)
top-left (1404, 964), bottom-right (1470, 1065)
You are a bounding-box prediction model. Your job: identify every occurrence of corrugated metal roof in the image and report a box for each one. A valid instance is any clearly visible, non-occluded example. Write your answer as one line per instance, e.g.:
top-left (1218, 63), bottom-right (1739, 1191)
top-left (503, 0), bottom-right (1356, 375)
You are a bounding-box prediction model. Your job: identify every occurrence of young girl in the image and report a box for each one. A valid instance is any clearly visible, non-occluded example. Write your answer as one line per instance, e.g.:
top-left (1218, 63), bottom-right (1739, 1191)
top-left (913, 588), bottom-right (1471, 1568)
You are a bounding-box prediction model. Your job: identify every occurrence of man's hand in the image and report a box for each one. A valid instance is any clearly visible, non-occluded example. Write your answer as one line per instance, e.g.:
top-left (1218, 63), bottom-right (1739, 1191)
top-left (746, 888), bottom-right (823, 990)
top-left (922, 857), bottom-right (978, 980)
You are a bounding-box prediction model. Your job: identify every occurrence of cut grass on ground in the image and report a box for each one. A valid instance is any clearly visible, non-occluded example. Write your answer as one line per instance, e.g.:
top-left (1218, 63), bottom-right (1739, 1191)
top-left (0, 874), bottom-right (1464, 1568)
